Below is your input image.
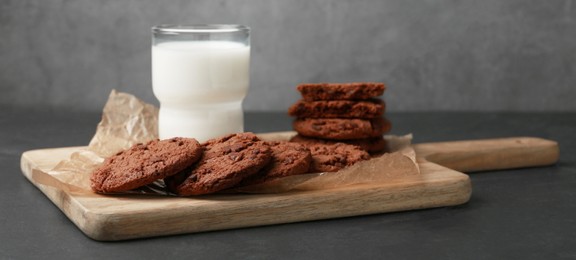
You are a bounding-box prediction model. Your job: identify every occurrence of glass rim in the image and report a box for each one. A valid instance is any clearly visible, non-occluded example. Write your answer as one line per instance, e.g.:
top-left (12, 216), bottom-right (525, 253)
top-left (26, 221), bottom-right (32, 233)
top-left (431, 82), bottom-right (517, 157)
top-left (152, 24), bottom-right (250, 34)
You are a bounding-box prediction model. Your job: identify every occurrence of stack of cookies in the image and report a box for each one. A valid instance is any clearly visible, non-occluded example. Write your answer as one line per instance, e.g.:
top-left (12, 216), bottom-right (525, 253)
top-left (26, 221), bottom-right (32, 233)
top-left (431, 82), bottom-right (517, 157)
top-left (288, 82), bottom-right (391, 154)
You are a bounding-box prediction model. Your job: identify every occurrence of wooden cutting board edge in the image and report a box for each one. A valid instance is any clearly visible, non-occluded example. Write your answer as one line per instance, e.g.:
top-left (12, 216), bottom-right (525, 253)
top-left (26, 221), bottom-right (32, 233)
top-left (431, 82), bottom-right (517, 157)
top-left (20, 147), bottom-right (472, 241)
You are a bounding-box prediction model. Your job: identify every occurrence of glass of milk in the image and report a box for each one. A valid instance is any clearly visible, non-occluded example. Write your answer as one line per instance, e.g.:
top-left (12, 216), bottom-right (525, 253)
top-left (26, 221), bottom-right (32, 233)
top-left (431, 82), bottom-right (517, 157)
top-left (152, 24), bottom-right (250, 142)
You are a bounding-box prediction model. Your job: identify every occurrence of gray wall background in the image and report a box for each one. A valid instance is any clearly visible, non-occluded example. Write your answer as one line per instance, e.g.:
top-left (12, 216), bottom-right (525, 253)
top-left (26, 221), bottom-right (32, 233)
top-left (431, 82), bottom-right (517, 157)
top-left (1, 0), bottom-right (575, 112)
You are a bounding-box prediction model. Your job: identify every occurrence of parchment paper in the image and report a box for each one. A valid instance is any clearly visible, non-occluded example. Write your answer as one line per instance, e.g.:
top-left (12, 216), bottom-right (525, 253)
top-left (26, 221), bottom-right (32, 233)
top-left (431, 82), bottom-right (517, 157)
top-left (46, 90), bottom-right (419, 195)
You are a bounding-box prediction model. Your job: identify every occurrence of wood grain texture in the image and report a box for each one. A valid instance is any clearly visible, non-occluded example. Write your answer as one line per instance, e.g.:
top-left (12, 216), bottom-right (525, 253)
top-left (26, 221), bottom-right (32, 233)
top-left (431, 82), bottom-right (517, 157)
top-left (19, 135), bottom-right (558, 241)
top-left (413, 137), bottom-right (559, 172)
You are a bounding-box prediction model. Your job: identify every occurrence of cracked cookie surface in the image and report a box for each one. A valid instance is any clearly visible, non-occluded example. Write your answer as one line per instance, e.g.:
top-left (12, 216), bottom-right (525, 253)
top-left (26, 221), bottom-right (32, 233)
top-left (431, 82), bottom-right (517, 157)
top-left (306, 142), bottom-right (370, 172)
top-left (90, 137), bottom-right (203, 193)
top-left (293, 117), bottom-right (391, 140)
top-left (288, 99), bottom-right (385, 119)
top-left (297, 82), bottom-right (385, 101)
top-left (290, 134), bottom-right (388, 153)
top-left (240, 141), bottom-right (312, 186)
top-left (165, 132), bottom-right (272, 196)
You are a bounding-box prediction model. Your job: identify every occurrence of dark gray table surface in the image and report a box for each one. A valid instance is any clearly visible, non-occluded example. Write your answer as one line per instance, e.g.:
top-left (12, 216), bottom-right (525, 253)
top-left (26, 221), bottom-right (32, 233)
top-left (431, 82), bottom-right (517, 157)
top-left (1, 106), bottom-right (575, 259)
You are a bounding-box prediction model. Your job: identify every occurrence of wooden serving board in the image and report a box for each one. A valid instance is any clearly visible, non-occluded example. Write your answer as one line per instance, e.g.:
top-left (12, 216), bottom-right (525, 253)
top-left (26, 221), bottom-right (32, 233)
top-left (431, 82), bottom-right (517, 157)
top-left (20, 135), bottom-right (558, 241)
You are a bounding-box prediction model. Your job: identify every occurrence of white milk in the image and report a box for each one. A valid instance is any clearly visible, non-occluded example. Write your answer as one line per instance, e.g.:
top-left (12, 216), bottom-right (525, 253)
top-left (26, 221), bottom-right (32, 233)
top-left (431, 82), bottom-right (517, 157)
top-left (152, 41), bottom-right (250, 142)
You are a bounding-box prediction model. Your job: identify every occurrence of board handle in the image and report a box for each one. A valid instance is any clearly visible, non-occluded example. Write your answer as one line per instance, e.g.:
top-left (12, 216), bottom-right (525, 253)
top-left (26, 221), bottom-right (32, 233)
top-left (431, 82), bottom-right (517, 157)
top-left (413, 137), bottom-right (559, 172)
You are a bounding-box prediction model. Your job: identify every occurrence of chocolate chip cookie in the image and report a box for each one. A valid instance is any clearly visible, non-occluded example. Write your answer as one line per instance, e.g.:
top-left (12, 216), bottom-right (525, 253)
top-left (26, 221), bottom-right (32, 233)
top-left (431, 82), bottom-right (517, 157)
top-left (290, 134), bottom-right (388, 153)
top-left (297, 82), bottom-right (385, 101)
top-left (306, 142), bottom-right (370, 172)
top-left (240, 141), bottom-right (312, 186)
top-left (293, 117), bottom-right (391, 140)
top-left (288, 99), bottom-right (385, 119)
top-left (91, 137), bottom-right (203, 193)
top-left (165, 133), bottom-right (272, 196)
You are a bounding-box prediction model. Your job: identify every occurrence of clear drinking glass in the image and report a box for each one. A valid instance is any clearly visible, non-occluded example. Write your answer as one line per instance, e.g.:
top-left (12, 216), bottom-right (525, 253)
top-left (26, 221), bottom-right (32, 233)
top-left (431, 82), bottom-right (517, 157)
top-left (152, 24), bottom-right (250, 142)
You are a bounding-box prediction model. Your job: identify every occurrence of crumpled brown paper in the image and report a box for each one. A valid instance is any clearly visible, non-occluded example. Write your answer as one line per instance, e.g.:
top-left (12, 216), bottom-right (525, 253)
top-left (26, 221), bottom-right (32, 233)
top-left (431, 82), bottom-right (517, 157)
top-left (88, 89), bottom-right (159, 157)
top-left (48, 90), bottom-right (159, 193)
top-left (48, 90), bottom-right (419, 196)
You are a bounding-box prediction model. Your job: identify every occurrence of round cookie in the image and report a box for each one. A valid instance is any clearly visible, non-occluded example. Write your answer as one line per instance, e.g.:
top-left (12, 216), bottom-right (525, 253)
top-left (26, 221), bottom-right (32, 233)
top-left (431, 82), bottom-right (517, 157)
top-left (306, 142), bottom-right (370, 172)
top-left (288, 99), bottom-right (385, 119)
top-left (293, 117), bottom-right (391, 140)
top-left (297, 82), bottom-right (385, 101)
top-left (90, 137), bottom-right (203, 193)
top-left (290, 134), bottom-right (388, 153)
top-left (165, 132), bottom-right (272, 196)
top-left (240, 141), bottom-right (312, 186)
